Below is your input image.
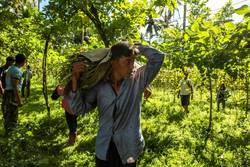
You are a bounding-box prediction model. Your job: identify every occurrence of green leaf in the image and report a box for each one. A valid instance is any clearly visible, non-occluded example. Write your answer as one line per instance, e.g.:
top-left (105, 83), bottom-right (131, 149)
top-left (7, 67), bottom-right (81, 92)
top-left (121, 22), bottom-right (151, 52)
top-left (164, 28), bottom-right (177, 36)
top-left (224, 22), bottom-right (236, 30)
top-left (26, 131), bottom-right (33, 137)
top-left (244, 12), bottom-right (250, 18)
top-left (235, 5), bottom-right (250, 15)
top-left (183, 33), bottom-right (189, 41)
top-left (191, 22), bottom-right (199, 32)
top-left (248, 21), bottom-right (250, 30)
top-left (197, 31), bottom-right (209, 39)
top-left (203, 21), bottom-right (213, 29)
top-left (211, 27), bottom-right (221, 34)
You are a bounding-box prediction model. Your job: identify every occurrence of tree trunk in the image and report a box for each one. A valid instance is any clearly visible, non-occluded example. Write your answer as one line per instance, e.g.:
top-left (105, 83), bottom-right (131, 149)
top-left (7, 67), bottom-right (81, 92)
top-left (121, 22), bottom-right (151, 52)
top-left (38, 0), bottom-right (40, 11)
top-left (81, 4), bottom-right (110, 47)
top-left (200, 88), bottom-right (203, 100)
top-left (208, 73), bottom-right (213, 131)
top-left (246, 64), bottom-right (249, 116)
top-left (42, 35), bottom-right (51, 117)
top-left (183, 3), bottom-right (187, 31)
top-left (173, 93), bottom-right (176, 103)
top-left (164, 10), bottom-right (172, 28)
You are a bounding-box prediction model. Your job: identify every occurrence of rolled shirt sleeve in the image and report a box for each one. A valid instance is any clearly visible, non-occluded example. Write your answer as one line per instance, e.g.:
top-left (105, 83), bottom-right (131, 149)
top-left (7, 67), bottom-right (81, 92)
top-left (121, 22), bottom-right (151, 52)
top-left (136, 45), bottom-right (165, 89)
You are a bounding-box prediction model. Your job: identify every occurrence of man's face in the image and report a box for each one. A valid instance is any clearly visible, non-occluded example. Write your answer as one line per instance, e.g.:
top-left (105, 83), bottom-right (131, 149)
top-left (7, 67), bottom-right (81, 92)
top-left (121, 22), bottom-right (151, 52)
top-left (111, 55), bottom-right (135, 79)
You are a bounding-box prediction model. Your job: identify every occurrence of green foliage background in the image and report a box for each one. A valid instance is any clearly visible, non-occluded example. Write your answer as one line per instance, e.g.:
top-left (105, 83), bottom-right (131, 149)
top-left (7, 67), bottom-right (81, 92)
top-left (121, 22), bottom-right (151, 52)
top-left (0, 0), bottom-right (249, 166)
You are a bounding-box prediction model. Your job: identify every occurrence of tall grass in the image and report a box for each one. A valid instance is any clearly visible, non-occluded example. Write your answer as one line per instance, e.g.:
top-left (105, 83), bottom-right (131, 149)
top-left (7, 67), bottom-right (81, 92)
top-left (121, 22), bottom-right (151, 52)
top-left (0, 80), bottom-right (249, 167)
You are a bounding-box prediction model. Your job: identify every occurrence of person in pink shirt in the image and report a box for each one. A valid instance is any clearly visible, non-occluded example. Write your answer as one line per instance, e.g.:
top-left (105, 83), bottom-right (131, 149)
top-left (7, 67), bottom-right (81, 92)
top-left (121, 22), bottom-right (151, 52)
top-left (51, 85), bottom-right (77, 145)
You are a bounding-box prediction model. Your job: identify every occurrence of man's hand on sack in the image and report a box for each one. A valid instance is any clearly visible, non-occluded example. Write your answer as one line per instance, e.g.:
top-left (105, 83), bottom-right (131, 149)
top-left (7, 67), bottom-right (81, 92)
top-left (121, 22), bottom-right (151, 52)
top-left (72, 61), bottom-right (87, 92)
top-left (72, 61), bottom-right (87, 80)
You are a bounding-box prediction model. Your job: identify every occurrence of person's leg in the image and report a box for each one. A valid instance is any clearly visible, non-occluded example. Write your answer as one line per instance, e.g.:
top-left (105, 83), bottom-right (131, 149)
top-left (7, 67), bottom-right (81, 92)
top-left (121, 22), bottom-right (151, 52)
top-left (181, 95), bottom-right (190, 113)
top-left (2, 92), bottom-right (6, 120)
top-left (186, 95), bottom-right (190, 113)
top-left (3, 91), bottom-right (11, 136)
top-left (4, 92), bottom-right (18, 136)
top-left (2, 92), bottom-right (7, 136)
top-left (7, 105), bottom-right (18, 133)
top-left (96, 156), bottom-right (109, 167)
top-left (218, 99), bottom-right (223, 111)
top-left (65, 111), bottom-right (77, 134)
top-left (106, 140), bottom-right (123, 167)
top-left (65, 111), bottom-right (77, 145)
top-left (98, 140), bottom-right (137, 167)
top-left (95, 140), bottom-right (118, 167)
top-left (123, 162), bottom-right (137, 167)
top-left (21, 80), bottom-right (26, 97)
top-left (180, 95), bottom-right (185, 111)
top-left (183, 105), bottom-right (188, 113)
top-left (27, 81), bottom-right (30, 97)
top-left (71, 114), bottom-right (77, 134)
top-left (222, 100), bottom-right (225, 110)
top-left (217, 99), bottom-right (220, 111)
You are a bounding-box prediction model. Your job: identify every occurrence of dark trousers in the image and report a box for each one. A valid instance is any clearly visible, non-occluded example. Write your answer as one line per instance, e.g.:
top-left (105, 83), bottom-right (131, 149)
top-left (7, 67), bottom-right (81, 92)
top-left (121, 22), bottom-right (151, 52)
top-left (2, 90), bottom-right (18, 136)
top-left (217, 99), bottom-right (225, 111)
top-left (180, 95), bottom-right (190, 106)
top-left (96, 140), bottom-right (136, 167)
top-left (65, 111), bottom-right (77, 134)
top-left (21, 80), bottom-right (30, 97)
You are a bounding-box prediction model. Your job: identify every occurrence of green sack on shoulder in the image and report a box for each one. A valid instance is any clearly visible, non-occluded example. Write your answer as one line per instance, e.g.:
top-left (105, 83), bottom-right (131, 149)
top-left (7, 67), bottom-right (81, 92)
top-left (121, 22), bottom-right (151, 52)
top-left (60, 48), bottom-right (112, 92)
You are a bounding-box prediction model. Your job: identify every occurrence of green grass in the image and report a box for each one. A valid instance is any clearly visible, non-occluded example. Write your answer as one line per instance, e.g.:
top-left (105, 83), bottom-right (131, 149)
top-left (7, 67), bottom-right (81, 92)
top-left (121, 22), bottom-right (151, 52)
top-left (0, 81), bottom-right (249, 167)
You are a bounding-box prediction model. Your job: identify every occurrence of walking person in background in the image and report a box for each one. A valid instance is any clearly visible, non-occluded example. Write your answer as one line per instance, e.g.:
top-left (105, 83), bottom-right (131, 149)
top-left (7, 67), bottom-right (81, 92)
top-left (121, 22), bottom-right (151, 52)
top-left (21, 65), bottom-right (32, 98)
top-left (2, 54), bottom-right (26, 136)
top-left (51, 84), bottom-right (78, 145)
top-left (178, 71), bottom-right (194, 113)
top-left (216, 83), bottom-right (230, 111)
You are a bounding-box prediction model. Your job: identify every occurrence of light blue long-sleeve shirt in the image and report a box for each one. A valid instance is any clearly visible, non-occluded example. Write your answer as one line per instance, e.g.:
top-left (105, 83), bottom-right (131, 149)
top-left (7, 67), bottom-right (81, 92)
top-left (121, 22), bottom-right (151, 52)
top-left (68, 45), bottom-right (165, 164)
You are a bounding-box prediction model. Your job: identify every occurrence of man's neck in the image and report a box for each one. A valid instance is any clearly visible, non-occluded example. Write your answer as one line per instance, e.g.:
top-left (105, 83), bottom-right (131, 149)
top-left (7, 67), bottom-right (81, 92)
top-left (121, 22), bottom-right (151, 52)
top-left (110, 73), bottom-right (123, 85)
top-left (110, 71), bottom-right (123, 86)
top-left (14, 64), bottom-right (22, 68)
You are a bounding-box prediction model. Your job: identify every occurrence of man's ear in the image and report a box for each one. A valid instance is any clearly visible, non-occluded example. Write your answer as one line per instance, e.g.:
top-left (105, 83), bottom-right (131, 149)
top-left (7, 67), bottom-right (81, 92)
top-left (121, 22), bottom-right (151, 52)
top-left (111, 58), bottom-right (118, 66)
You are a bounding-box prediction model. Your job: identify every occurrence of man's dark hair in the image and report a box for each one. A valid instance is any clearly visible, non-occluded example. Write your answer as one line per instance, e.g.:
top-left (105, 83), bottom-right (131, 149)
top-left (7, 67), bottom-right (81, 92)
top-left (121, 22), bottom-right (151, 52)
top-left (27, 65), bottom-right (30, 69)
top-left (6, 56), bottom-right (14, 62)
top-left (15, 54), bottom-right (26, 64)
top-left (110, 42), bottom-right (136, 60)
